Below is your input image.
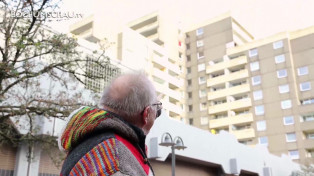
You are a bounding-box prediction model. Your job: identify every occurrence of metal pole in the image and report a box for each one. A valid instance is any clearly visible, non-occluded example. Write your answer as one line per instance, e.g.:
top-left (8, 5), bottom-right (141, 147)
top-left (171, 145), bottom-right (175, 176)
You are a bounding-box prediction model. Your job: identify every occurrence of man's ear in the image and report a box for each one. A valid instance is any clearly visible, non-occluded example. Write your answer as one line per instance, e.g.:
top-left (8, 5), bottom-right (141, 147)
top-left (142, 106), bottom-right (150, 125)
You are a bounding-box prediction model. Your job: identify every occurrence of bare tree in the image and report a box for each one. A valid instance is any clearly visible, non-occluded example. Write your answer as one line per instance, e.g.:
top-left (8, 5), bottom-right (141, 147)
top-left (0, 0), bottom-right (113, 164)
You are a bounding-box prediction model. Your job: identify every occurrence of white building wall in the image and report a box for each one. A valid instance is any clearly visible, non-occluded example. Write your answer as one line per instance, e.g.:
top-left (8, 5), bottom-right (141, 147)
top-left (147, 112), bottom-right (300, 175)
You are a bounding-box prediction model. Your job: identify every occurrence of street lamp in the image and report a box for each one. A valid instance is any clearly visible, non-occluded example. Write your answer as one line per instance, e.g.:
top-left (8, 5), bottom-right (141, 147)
top-left (159, 132), bottom-right (187, 176)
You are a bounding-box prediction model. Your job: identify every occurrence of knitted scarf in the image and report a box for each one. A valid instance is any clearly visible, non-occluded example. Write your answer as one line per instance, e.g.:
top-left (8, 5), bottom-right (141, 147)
top-left (59, 106), bottom-right (112, 152)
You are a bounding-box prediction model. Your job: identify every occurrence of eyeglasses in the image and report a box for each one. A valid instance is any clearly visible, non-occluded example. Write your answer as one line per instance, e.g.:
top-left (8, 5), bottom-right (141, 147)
top-left (151, 102), bottom-right (162, 118)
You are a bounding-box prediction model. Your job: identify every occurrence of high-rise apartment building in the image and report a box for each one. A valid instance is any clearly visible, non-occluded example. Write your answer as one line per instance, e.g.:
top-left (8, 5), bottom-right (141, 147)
top-left (69, 11), bottom-right (313, 165)
top-left (184, 13), bottom-right (314, 165)
top-left (69, 15), bottom-right (185, 120)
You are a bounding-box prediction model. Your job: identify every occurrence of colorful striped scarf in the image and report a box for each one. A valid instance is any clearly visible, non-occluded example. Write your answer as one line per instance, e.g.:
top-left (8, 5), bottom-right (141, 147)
top-left (59, 106), bottom-right (111, 152)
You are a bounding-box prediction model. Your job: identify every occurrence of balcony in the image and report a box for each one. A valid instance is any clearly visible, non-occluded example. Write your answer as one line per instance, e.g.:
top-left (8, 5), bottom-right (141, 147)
top-left (209, 113), bottom-right (254, 129)
top-left (154, 83), bottom-right (181, 102)
top-left (206, 56), bottom-right (247, 74)
top-left (303, 139), bottom-right (314, 149)
top-left (208, 98), bottom-right (252, 115)
top-left (208, 84), bottom-right (250, 100)
top-left (207, 69), bottom-right (249, 87)
top-left (300, 121), bottom-right (314, 131)
top-left (136, 21), bottom-right (159, 35)
top-left (230, 128), bottom-right (255, 140)
top-left (163, 101), bottom-right (182, 116)
top-left (70, 15), bottom-right (93, 35)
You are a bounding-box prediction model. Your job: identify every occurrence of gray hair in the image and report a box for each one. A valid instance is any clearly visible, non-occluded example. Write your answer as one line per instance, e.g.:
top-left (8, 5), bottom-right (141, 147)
top-left (99, 71), bottom-right (157, 119)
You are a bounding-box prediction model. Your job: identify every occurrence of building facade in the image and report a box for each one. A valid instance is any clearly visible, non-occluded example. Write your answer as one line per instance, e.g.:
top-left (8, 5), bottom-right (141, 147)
top-left (70, 14), bottom-right (185, 120)
top-left (184, 14), bottom-right (314, 165)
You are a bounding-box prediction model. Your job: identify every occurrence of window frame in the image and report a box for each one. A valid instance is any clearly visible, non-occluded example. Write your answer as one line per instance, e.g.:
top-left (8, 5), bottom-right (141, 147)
top-left (283, 116), bottom-right (294, 125)
top-left (258, 136), bottom-right (268, 146)
top-left (196, 40), bottom-right (204, 47)
top-left (250, 61), bottom-right (260, 72)
top-left (255, 105), bottom-right (265, 116)
top-left (249, 48), bottom-right (258, 57)
top-left (252, 75), bottom-right (261, 86)
top-left (297, 66), bottom-right (309, 76)
top-left (275, 54), bottom-right (285, 64)
top-left (300, 82), bottom-right (311, 92)
top-left (198, 76), bottom-right (206, 84)
top-left (279, 84), bottom-right (290, 94)
top-left (197, 52), bottom-right (204, 59)
top-left (196, 28), bottom-right (204, 36)
top-left (277, 69), bottom-right (287, 78)
top-left (288, 150), bottom-right (299, 160)
top-left (286, 132), bottom-right (297, 142)
top-left (200, 102), bottom-right (207, 111)
top-left (198, 63), bottom-right (206, 72)
top-left (199, 89), bottom-right (206, 98)
top-left (253, 90), bottom-right (263, 101)
top-left (273, 40), bottom-right (283, 49)
top-left (281, 100), bottom-right (292, 109)
top-left (256, 120), bottom-right (266, 131)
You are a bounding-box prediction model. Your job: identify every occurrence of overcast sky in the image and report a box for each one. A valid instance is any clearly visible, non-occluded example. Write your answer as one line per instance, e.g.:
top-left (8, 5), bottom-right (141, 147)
top-left (51, 0), bottom-right (314, 39)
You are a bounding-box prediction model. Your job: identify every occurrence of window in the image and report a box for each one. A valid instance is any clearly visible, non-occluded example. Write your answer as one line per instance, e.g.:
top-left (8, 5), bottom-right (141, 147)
top-left (196, 40), bottom-right (204, 47)
top-left (297, 66), bottom-right (308, 76)
top-left (302, 114), bottom-right (314, 122)
top-left (301, 98), bottom-right (314, 105)
top-left (300, 82), bottom-right (311, 91)
top-left (188, 105), bottom-right (193, 112)
top-left (252, 75), bottom-right (261, 86)
top-left (200, 102), bottom-right (207, 111)
top-left (253, 90), bottom-right (263, 100)
top-left (199, 76), bottom-right (206, 84)
top-left (187, 79), bottom-right (192, 86)
top-left (189, 118), bottom-right (194, 125)
top-left (249, 48), bottom-right (258, 57)
top-left (188, 92), bottom-right (192, 99)
top-left (275, 54), bottom-right (285, 64)
top-left (307, 133), bottom-right (314, 139)
top-left (289, 150), bottom-right (299, 160)
top-left (196, 28), bottom-right (204, 36)
top-left (200, 117), bottom-right (208, 125)
top-left (256, 120), bottom-right (266, 131)
top-left (258, 136), bottom-right (268, 146)
top-left (255, 105), bottom-right (265, 116)
top-left (281, 100), bottom-right (292, 109)
top-left (283, 116), bottom-right (294, 125)
top-left (273, 40), bottom-right (283, 49)
top-left (197, 52), bottom-right (204, 59)
top-left (277, 69), bottom-right (287, 78)
top-left (286, 132), bottom-right (297, 142)
top-left (187, 55), bottom-right (191, 62)
top-left (250, 61), bottom-right (260, 71)
top-left (187, 67), bottom-right (191, 74)
top-left (199, 90), bottom-right (206, 98)
top-left (198, 63), bottom-right (205, 72)
top-left (279, 84), bottom-right (289, 94)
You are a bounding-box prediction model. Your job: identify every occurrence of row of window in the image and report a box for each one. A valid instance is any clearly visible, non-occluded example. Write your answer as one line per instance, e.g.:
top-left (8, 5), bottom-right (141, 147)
top-left (248, 40), bottom-right (283, 58)
top-left (252, 76), bottom-right (311, 92)
top-left (258, 132), bottom-right (297, 146)
top-left (254, 99), bottom-right (293, 115)
top-left (250, 59), bottom-right (309, 77)
top-left (256, 116), bottom-right (294, 132)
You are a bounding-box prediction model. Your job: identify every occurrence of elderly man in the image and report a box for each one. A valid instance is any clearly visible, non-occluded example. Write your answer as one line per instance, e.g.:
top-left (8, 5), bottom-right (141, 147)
top-left (59, 72), bottom-right (161, 176)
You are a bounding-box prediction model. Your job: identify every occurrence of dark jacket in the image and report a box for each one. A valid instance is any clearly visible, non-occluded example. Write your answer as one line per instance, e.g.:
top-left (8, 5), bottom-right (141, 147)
top-left (58, 106), bottom-right (154, 176)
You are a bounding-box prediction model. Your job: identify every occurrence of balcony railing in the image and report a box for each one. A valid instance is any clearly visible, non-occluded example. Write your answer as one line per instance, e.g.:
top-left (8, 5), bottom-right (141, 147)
top-left (230, 128), bottom-right (255, 140)
top-left (206, 55), bottom-right (247, 74)
top-left (209, 113), bottom-right (253, 129)
top-left (208, 98), bottom-right (252, 115)
top-left (207, 69), bottom-right (249, 87)
top-left (208, 84), bottom-right (250, 100)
